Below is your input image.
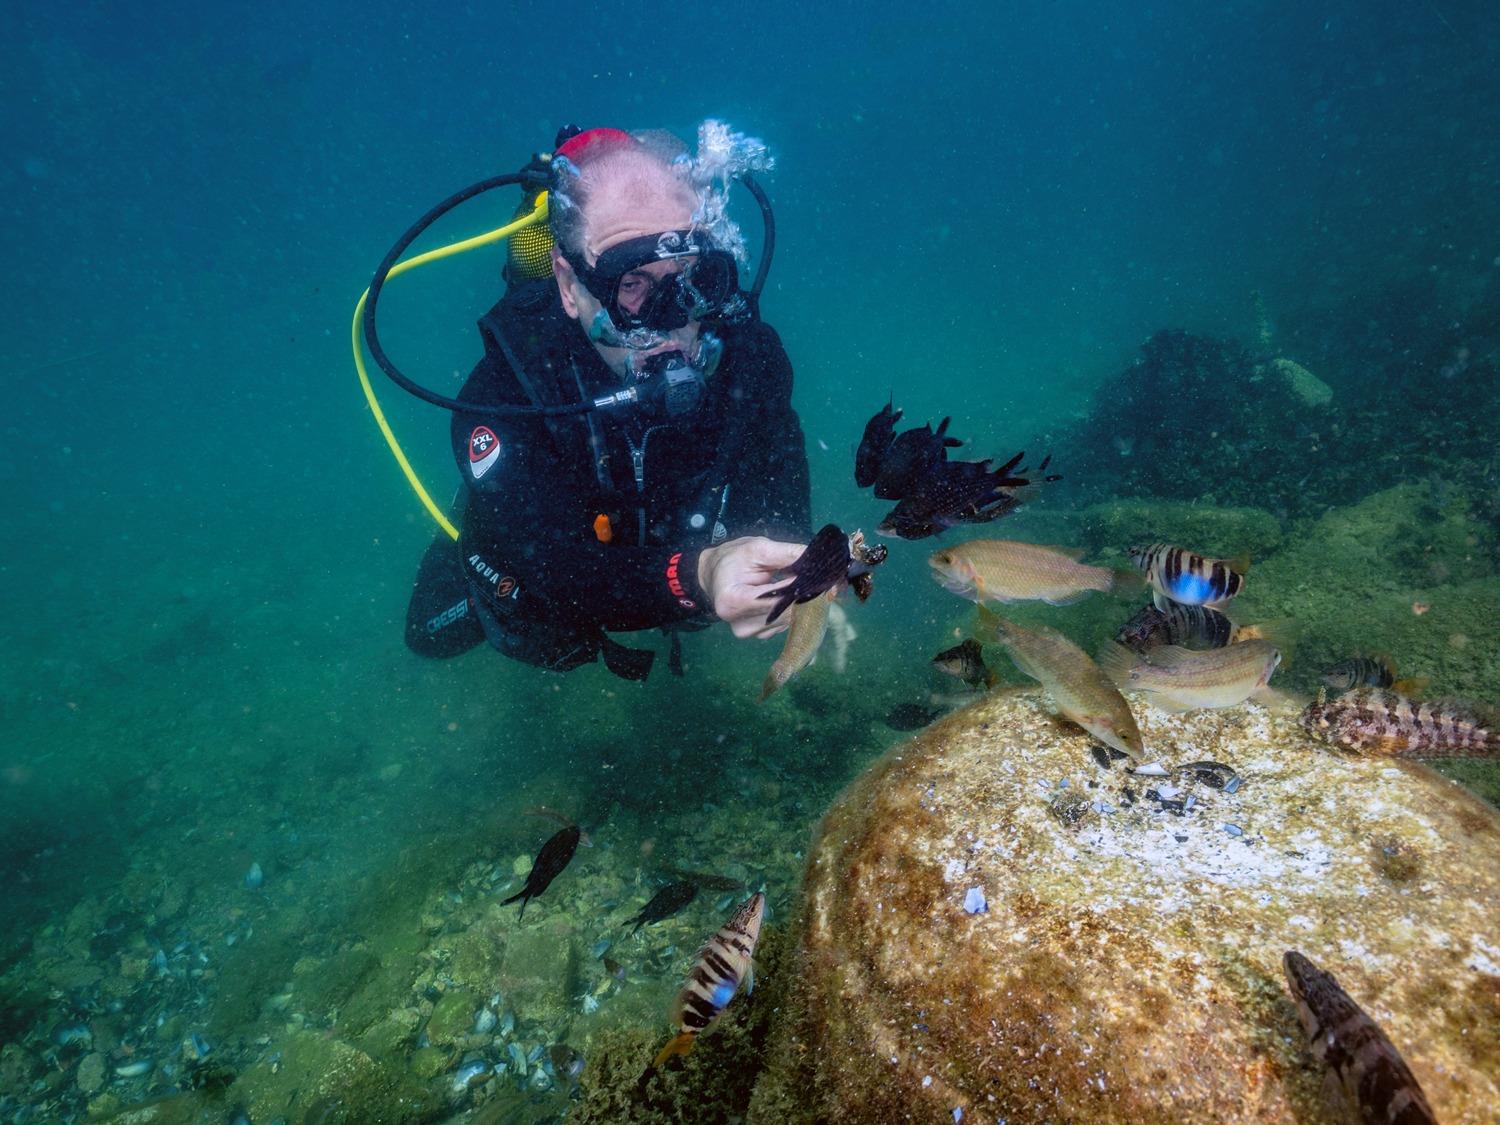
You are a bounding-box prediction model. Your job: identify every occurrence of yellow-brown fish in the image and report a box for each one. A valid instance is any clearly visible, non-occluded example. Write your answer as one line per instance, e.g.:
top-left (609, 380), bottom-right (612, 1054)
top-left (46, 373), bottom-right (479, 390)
top-left (1300, 687), bottom-right (1500, 759)
top-left (978, 610), bottom-right (1144, 760)
top-left (1128, 543), bottom-right (1248, 609)
top-left (1282, 951), bottom-right (1437, 1125)
top-left (653, 892), bottom-right (765, 1066)
top-left (1098, 640), bottom-right (1281, 712)
top-left (760, 589), bottom-right (833, 701)
top-left (930, 540), bottom-right (1140, 606)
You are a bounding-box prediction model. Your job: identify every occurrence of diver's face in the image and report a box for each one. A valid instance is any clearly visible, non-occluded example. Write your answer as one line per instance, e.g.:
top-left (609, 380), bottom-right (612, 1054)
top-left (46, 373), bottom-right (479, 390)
top-left (554, 189), bottom-right (701, 378)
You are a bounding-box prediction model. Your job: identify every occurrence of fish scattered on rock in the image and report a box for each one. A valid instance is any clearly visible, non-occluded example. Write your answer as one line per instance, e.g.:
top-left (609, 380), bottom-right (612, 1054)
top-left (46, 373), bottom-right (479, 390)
top-left (930, 539), bottom-right (1140, 606)
top-left (1128, 543), bottom-right (1248, 609)
top-left (979, 610), bottom-right (1144, 761)
top-left (652, 892), bottom-right (765, 1068)
top-left (1282, 951), bottom-right (1436, 1125)
top-left (1300, 688), bottom-right (1500, 759)
top-left (502, 826), bottom-right (582, 919)
top-left (1099, 640), bottom-right (1281, 712)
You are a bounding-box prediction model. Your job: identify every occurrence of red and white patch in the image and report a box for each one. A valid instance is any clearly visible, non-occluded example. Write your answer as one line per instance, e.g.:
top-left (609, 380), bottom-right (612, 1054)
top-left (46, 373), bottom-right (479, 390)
top-left (468, 426), bottom-right (501, 479)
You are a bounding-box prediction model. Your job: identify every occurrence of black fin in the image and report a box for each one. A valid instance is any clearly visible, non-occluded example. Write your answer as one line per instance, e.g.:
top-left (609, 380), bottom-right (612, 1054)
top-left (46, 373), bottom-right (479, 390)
top-left (601, 635), bottom-right (655, 681)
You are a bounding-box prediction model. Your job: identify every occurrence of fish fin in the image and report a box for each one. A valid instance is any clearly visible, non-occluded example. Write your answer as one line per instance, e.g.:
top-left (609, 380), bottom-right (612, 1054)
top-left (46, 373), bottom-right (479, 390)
top-left (746, 960), bottom-right (756, 995)
top-left (1042, 590), bottom-right (1092, 606)
top-left (1151, 591), bottom-right (1175, 612)
top-left (759, 673), bottom-right (780, 703)
top-left (1227, 553), bottom-right (1251, 575)
top-left (984, 669), bottom-right (1001, 689)
top-left (652, 1033), bottom-right (696, 1068)
top-left (1109, 568), bottom-right (1146, 598)
top-left (1143, 693), bottom-right (1194, 714)
top-left (501, 887), bottom-right (527, 908)
top-left (1251, 686), bottom-right (1305, 715)
top-left (1042, 545), bottom-right (1088, 560)
top-left (1391, 675), bottom-right (1430, 696)
top-left (1239, 618), bottom-right (1301, 657)
top-left (1138, 644), bottom-right (1200, 668)
top-left (973, 605), bottom-right (1004, 644)
top-left (1094, 642), bottom-right (1139, 688)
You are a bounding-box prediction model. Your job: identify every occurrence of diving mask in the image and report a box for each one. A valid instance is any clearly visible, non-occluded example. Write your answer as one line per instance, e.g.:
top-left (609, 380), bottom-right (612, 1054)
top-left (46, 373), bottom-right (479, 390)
top-left (572, 229), bottom-right (745, 351)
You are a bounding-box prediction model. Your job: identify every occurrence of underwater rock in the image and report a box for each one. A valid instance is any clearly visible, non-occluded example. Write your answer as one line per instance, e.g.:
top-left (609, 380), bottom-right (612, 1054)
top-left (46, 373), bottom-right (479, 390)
top-left (232, 1029), bottom-right (429, 1124)
top-left (801, 690), bottom-right (1500, 1122)
top-left (424, 990), bottom-right (479, 1048)
top-left (1264, 356), bottom-right (1333, 407)
top-left (76, 1050), bottom-right (106, 1094)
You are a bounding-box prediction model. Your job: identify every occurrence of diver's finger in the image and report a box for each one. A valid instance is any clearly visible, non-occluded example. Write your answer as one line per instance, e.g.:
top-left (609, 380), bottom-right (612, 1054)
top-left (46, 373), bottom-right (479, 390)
top-left (748, 540), bottom-right (808, 573)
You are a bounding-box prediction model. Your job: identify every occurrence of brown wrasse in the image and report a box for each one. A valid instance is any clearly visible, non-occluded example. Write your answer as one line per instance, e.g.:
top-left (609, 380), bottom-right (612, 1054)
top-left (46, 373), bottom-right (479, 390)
top-left (1282, 951), bottom-right (1437, 1125)
top-left (929, 539), bottom-right (1141, 606)
top-left (760, 588), bottom-right (834, 701)
top-left (653, 892), bottom-right (765, 1067)
top-left (1128, 543), bottom-right (1248, 609)
top-left (978, 609), bottom-right (1144, 760)
top-left (1098, 640), bottom-right (1282, 713)
top-left (1321, 656), bottom-right (1429, 696)
top-left (1300, 688), bottom-right (1500, 759)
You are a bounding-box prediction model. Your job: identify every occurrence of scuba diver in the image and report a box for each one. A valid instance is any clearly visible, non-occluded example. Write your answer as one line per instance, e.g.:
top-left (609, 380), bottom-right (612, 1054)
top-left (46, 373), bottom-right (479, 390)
top-left (398, 123), bottom-right (811, 680)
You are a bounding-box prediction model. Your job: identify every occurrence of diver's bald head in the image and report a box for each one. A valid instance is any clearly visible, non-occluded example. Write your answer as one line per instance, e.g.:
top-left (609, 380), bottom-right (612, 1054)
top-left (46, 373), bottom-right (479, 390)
top-left (550, 134), bottom-right (698, 265)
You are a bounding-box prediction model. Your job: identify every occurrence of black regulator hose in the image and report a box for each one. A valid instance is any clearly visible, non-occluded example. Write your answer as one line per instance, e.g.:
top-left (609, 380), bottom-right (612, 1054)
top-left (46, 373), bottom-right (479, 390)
top-left (361, 171), bottom-right (595, 418)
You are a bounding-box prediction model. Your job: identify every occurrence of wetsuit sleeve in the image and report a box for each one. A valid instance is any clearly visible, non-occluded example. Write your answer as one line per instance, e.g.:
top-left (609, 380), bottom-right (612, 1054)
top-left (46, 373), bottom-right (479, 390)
top-left (725, 324), bottom-right (812, 541)
top-left (453, 377), bottom-right (709, 633)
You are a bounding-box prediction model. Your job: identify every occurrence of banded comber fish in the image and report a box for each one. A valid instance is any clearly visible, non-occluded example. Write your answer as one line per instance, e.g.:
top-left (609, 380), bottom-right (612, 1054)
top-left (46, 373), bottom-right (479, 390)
top-left (653, 892), bottom-right (765, 1066)
top-left (1128, 543), bottom-right (1248, 609)
top-left (1321, 656), bottom-right (1428, 696)
top-left (1282, 950), bottom-right (1437, 1125)
top-left (1300, 687), bottom-right (1500, 759)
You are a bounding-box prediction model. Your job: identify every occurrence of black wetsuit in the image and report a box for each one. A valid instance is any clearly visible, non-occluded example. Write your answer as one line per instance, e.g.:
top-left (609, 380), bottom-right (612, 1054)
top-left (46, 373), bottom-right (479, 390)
top-left (404, 280), bottom-right (810, 678)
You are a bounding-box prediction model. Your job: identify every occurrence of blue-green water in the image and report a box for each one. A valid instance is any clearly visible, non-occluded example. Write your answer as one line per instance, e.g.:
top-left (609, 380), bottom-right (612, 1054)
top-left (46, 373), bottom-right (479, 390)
top-left (3, 3), bottom-right (1499, 1121)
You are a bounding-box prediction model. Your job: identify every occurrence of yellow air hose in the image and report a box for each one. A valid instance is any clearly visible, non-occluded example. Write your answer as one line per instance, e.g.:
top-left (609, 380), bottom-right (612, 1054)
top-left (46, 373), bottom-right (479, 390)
top-left (351, 192), bottom-right (550, 541)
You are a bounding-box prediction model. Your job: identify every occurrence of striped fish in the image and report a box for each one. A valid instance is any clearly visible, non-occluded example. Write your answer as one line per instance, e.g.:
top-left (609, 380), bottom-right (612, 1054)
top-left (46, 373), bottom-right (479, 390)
top-left (1128, 543), bottom-right (1247, 609)
top-left (653, 892), bottom-right (765, 1066)
top-left (1282, 951), bottom-right (1437, 1125)
top-left (1300, 687), bottom-right (1500, 759)
top-left (1321, 656), bottom-right (1428, 696)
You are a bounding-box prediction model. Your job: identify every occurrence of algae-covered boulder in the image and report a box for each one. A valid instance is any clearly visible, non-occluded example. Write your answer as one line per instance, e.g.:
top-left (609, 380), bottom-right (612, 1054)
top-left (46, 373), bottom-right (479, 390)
top-left (230, 1029), bottom-right (430, 1123)
top-left (1076, 499), bottom-right (1284, 561)
top-left (801, 691), bottom-right (1500, 1123)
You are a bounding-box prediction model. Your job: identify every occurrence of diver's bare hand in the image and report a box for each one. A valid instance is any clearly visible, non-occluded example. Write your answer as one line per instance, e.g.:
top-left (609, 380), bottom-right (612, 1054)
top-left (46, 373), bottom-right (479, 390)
top-left (697, 537), bottom-right (809, 639)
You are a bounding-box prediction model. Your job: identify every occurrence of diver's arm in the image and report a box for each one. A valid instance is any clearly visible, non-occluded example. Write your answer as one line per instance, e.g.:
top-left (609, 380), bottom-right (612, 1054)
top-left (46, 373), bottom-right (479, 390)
top-left (725, 323), bottom-right (812, 540)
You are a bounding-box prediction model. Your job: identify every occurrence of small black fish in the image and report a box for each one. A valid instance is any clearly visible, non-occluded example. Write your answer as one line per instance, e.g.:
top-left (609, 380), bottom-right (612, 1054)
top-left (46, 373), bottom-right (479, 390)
top-left (602, 954), bottom-right (627, 981)
top-left (659, 866), bottom-right (745, 892)
top-left (877, 453), bottom-right (1034, 540)
top-left (874, 417), bottom-right (964, 499)
top-left (931, 638), bottom-right (996, 690)
top-left (759, 523), bottom-right (852, 624)
top-left (624, 881), bottom-right (698, 932)
top-left (884, 702), bottom-right (941, 731)
top-left (501, 826), bottom-right (581, 920)
top-left (854, 398), bottom-right (902, 488)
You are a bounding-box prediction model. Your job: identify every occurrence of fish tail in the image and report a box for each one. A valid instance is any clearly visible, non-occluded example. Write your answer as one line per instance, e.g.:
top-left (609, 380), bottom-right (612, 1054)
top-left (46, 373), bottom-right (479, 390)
top-left (973, 605), bottom-right (1004, 644)
top-left (1390, 675), bottom-right (1430, 696)
top-left (1094, 642), bottom-right (1138, 688)
top-left (984, 669), bottom-right (1000, 689)
top-left (1243, 617), bottom-right (1301, 658)
top-left (759, 672), bottom-right (781, 702)
top-left (501, 888), bottom-right (526, 908)
top-left (1227, 553), bottom-right (1251, 575)
top-left (1108, 568), bottom-right (1146, 597)
top-left (652, 1032), bottom-right (696, 1068)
